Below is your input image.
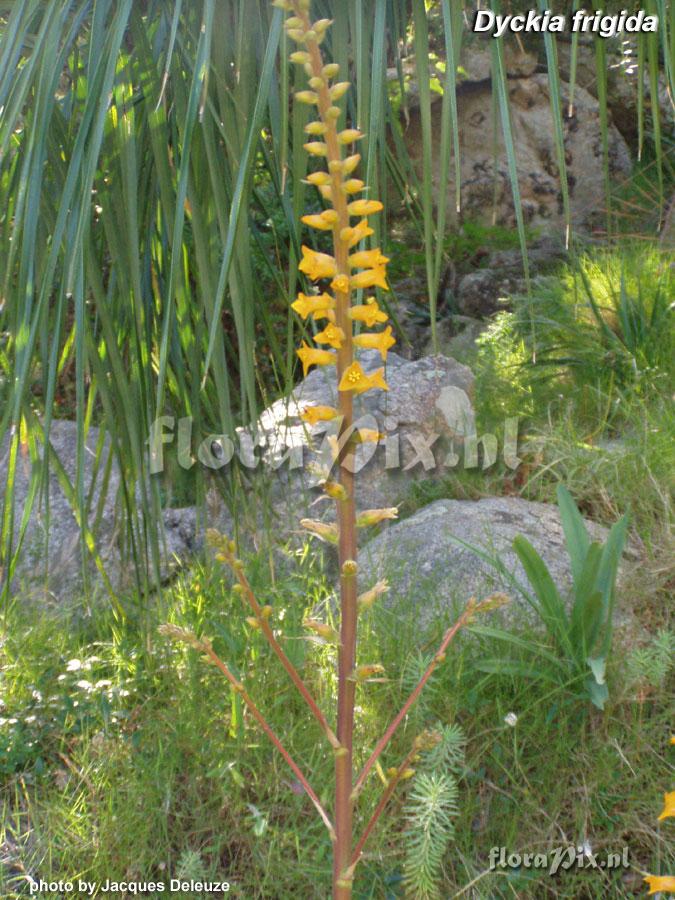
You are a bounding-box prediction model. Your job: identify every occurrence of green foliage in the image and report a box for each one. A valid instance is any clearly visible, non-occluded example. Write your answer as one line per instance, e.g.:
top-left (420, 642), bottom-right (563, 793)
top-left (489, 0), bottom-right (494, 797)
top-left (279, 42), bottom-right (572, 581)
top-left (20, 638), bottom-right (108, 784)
top-left (472, 485), bottom-right (629, 709)
top-left (402, 772), bottom-right (459, 900)
top-left (512, 246), bottom-right (674, 399)
top-left (625, 629), bottom-right (675, 695)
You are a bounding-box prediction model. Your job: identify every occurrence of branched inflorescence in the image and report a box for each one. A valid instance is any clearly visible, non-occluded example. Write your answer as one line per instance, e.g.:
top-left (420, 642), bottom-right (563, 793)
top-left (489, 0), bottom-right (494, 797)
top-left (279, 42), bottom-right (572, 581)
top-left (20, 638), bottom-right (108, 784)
top-left (161, 2), bottom-right (510, 897)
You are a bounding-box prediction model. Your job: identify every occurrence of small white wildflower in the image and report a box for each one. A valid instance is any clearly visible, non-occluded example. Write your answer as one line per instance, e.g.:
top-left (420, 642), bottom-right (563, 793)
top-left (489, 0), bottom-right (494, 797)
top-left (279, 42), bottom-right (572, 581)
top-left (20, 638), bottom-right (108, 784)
top-left (66, 659), bottom-right (82, 672)
top-left (75, 680), bottom-right (93, 692)
top-left (504, 712), bottom-right (518, 728)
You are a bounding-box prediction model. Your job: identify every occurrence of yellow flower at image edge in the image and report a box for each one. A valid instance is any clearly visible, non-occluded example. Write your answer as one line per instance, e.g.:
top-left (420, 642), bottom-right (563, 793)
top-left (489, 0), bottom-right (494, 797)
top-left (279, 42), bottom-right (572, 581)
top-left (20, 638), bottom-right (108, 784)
top-left (644, 874), bottom-right (675, 894)
top-left (338, 361), bottom-right (388, 394)
top-left (296, 341), bottom-right (336, 377)
top-left (658, 791), bottom-right (675, 821)
top-left (350, 266), bottom-right (388, 291)
top-left (299, 245), bottom-right (337, 281)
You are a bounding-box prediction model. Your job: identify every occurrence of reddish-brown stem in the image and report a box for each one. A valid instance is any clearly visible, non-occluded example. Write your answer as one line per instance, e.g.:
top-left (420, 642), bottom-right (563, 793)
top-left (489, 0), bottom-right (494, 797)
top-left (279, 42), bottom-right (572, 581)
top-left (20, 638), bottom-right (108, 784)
top-left (353, 605), bottom-right (475, 797)
top-left (349, 743), bottom-right (419, 871)
top-left (231, 564), bottom-right (340, 750)
top-left (201, 641), bottom-right (336, 840)
top-left (300, 14), bottom-right (358, 898)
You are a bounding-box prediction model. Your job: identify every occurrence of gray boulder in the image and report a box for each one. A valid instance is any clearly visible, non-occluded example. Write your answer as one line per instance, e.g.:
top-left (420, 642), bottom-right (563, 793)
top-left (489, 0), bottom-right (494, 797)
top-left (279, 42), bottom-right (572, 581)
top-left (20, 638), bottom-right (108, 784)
top-left (358, 496), bottom-right (632, 630)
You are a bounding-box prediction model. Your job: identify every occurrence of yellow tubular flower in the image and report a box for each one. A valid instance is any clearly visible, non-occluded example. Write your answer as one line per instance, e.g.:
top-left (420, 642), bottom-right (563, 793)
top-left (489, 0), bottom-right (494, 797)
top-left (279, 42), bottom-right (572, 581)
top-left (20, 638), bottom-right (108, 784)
top-left (299, 245), bottom-right (337, 280)
top-left (345, 217), bottom-right (374, 248)
top-left (353, 325), bottom-right (396, 361)
top-left (353, 428), bottom-right (384, 443)
top-left (289, 50), bottom-right (310, 64)
top-left (322, 63), bottom-right (340, 78)
top-left (300, 405), bottom-right (339, 425)
top-left (348, 297), bottom-right (388, 327)
top-left (644, 875), bottom-right (675, 895)
top-left (658, 792), bottom-right (675, 821)
top-left (348, 199), bottom-right (383, 216)
top-left (352, 664), bottom-right (385, 681)
top-left (338, 361), bottom-right (389, 394)
top-left (301, 210), bottom-right (338, 230)
top-left (356, 508), bottom-right (398, 527)
top-left (300, 518), bottom-right (339, 543)
top-left (296, 341), bottom-right (337, 377)
top-left (303, 618), bottom-right (340, 642)
top-left (291, 292), bottom-right (335, 319)
top-left (350, 266), bottom-right (388, 290)
top-left (331, 274), bottom-right (350, 294)
top-left (349, 248), bottom-right (389, 269)
top-left (358, 579), bottom-right (389, 609)
top-left (314, 323), bottom-right (345, 349)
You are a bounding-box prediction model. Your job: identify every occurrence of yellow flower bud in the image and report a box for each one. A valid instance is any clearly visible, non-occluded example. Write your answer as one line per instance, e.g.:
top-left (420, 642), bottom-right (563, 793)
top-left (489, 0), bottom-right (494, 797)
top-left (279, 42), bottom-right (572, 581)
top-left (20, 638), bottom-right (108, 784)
top-left (348, 199), bottom-right (383, 217)
top-left (342, 153), bottom-right (361, 174)
top-left (289, 51), bottom-right (310, 64)
top-left (330, 81), bottom-right (351, 101)
top-left (301, 210), bottom-right (338, 230)
top-left (285, 16), bottom-right (303, 29)
top-left (308, 76), bottom-right (325, 90)
top-left (303, 141), bottom-right (328, 156)
top-left (328, 159), bottom-right (343, 174)
top-left (343, 178), bottom-right (365, 194)
top-left (318, 184), bottom-right (333, 201)
top-left (325, 105), bottom-right (342, 120)
top-left (313, 18), bottom-right (333, 34)
top-left (304, 120), bottom-right (328, 136)
top-left (260, 605), bottom-right (273, 619)
top-left (305, 170), bottom-right (331, 186)
top-left (322, 63), bottom-right (340, 79)
top-left (246, 616), bottom-right (261, 630)
top-left (322, 480), bottom-right (348, 501)
top-left (286, 28), bottom-right (306, 43)
top-left (340, 227), bottom-right (355, 243)
top-left (295, 90), bottom-right (319, 105)
top-left (342, 559), bottom-right (358, 576)
top-left (356, 507), bottom-right (398, 527)
top-left (338, 129), bottom-right (365, 144)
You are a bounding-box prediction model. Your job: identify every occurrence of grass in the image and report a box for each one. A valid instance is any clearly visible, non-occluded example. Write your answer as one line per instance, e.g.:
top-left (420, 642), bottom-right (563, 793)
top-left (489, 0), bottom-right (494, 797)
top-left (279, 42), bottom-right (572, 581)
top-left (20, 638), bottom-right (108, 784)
top-left (0, 536), bottom-right (673, 898)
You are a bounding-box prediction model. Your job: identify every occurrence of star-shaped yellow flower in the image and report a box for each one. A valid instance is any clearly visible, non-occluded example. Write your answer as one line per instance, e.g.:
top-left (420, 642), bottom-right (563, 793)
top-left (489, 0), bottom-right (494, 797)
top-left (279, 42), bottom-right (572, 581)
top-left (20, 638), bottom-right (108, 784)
top-left (644, 874), bottom-right (675, 894)
top-left (291, 292), bottom-right (335, 320)
top-left (350, 265), bottom-right (388, 291)
top-left (338, 361), bottom-right (388, 394)
top-left (296, 341), bottom-right (337, 377)
top-left (314, 323), bottom-right (345, 349)
top-left (299, 245), bottom-right (337, 281)
top-left (331, 274), bottom-right (350, 294)
top-left (353, 325), bottom-right (396, 361)
top-left (658, 791), bottom-right (675, 821)
top-left (340, 217), bottom-right (374, 248)
top-left (300, 405), bottom-right (339, 426)
top-left (348, 297), bottom-right (388, 327)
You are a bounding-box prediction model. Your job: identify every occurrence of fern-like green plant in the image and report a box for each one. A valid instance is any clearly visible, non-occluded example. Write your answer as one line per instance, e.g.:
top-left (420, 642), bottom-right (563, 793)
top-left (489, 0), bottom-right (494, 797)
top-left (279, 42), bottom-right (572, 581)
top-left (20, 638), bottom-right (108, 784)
top-left (625, 629), bottom-right (674, 696)
top-left (403, 772), bottom-right (459, 900)
top-left (420, 723), bottom-right (466, 775)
